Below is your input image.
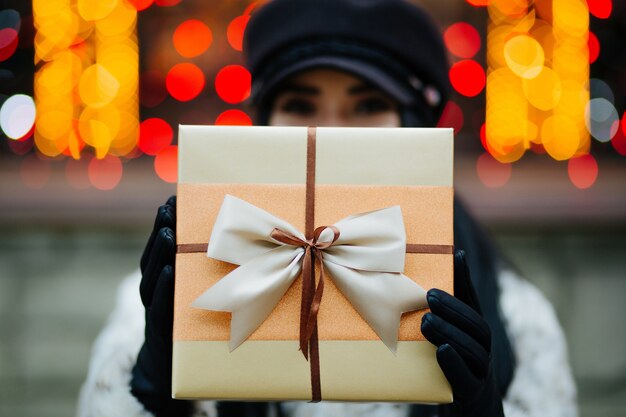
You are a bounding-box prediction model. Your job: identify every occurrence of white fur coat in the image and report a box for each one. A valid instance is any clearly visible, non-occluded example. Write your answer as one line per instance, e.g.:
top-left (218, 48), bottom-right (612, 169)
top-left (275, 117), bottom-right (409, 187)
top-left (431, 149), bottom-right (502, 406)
top-left (76, 269), bottom-right (578, 417)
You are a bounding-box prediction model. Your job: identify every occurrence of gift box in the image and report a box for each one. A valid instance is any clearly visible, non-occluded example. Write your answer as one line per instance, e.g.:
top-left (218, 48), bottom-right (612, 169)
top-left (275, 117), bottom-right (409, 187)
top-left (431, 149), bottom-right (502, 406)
top-left (173, 126), bottom-right (454, 403)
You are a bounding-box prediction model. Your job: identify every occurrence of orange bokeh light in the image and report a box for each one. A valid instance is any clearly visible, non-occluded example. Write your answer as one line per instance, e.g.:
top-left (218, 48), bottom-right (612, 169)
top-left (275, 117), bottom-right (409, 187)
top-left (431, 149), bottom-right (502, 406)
top-left (173, 19), bottom-right (212, 58)
top-left (567, 154), bottom-right (598, 189)
top-left (215, 109), bottom-right (253, 126)
top-left (444, 23), bottom-right (481, 59)
top-left (88, 154), bottom-right (123, 190)
top-left (154, 145), bottom-right (178, 183)
top-left (166, 63), bottom-right (205, 101)
top-left (449, 60), bottom-right (486, 97)
top-left (139, 118), bottom-right (173, 155)
top-left (466, 0), bottom-right (490, 6)
top-left (215, 65), bottom-right (251, 104)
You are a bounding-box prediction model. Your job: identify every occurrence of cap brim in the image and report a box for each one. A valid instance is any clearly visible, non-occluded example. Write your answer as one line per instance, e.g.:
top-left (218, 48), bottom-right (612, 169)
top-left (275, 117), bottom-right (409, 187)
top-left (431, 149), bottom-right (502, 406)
top-left (252, 55), bottom-right (416, 106)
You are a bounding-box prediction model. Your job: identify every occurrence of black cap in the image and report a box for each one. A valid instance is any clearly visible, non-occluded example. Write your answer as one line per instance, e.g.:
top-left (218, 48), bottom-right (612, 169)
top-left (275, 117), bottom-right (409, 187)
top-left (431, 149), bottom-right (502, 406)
top-left (243, 0), bottom-right (451, 122)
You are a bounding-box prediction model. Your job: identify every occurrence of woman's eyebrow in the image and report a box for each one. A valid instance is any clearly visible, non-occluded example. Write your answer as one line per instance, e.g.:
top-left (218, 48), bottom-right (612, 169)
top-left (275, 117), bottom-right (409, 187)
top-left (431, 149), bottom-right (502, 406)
top-left (348, 84), bottom-right (377, 95)
top-left (277, 83), bottom-right (319, 95)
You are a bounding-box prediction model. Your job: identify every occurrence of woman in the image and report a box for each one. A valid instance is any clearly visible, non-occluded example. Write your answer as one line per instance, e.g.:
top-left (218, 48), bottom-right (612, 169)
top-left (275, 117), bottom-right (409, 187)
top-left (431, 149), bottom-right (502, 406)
top-left (77, 1), bottom-right (577, 416)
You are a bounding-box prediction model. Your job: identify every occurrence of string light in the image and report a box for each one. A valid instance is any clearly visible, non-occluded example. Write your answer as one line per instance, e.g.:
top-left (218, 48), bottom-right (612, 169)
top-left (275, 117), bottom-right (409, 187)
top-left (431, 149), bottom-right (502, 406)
top-left (33, 0), bottom-right (139, 171)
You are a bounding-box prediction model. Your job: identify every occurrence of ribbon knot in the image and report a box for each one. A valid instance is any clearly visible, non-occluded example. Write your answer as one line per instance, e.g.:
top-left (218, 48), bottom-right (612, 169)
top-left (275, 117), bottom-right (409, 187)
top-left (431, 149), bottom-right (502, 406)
top-left (270, 226), bottom-right (340, 360)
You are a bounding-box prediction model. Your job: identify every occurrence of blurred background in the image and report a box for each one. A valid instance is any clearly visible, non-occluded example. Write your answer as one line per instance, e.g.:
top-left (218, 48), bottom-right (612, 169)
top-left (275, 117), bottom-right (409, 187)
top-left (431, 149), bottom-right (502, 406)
top-left (0, 0), bottom-right (625, 416)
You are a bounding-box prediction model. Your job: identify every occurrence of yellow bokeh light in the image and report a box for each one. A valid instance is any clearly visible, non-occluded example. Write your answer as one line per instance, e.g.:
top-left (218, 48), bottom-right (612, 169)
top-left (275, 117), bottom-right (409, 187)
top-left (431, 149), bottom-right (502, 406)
top-left (541, 115), bottom-right (581, 160)
top-left (553, 0), bottom-right (589, 39)
top-left (77, 0), bottom-right (119, 22)
top-left (504, 35), bottom-right (545, 79)
top-left (34, 132), bottom-right (67, 157)
top-left (79, 64), bottom-right (120, 108)
top-left (78, 106), bottom-right (121, 148)
top-left (96, 0), bottom-right (137, 37)
top-left (35, 109), bottom-right (72, 140)
top-left (523, 67), bottom-right (562, 111)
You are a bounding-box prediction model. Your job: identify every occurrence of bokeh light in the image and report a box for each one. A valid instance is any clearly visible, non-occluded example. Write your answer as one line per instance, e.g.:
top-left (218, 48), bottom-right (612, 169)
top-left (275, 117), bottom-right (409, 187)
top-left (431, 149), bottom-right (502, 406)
top-left (154, 145), bottom-right (178, 183)
top-left (215, 65), bottom-right (251, 104)
top-left (166, 63), bottom-right (205, 101)
top-left (449, 60), bottom-right (485, 97)
top-left (173, 19), bottom-right (212, 58)
top-left (88, 154), bottom-right (123, 190)
top-left (585, 98), bottom-right (619, 143)
top-left (127, 0), bottom-right (154, 11)
top-left (0, 27), bottom-right (18, 62)
top-left (476, 153), bottom-right (512, 188)
top-left (437, 101), bottom-right (464, 133)
top-left (567, 154), bottom-right (598, 189)
top-left (611, 123), bottom-right (626, 156)
top-left (587, 0), bottom-right (612, 19)
top-left (139, 118), bottom-right (173, 155)
top-left (215, 109), bottom-right (252, 126)
top-left (227, 15), bottom-right (250, 52)
top-left (155, 0), bottom-right (182, 6)
top-left (466, 0), bottom-right (490, 6)
top-left (504, 35), bottom-right (545, 79)
top-left (522, 67), bottom-right (562, 111)
top-left (0, 94), bottom-right (36, 140)
top-left (444, 22), bottom-right (481, 59)
top-left (588, 31), bottom-right (600, 64)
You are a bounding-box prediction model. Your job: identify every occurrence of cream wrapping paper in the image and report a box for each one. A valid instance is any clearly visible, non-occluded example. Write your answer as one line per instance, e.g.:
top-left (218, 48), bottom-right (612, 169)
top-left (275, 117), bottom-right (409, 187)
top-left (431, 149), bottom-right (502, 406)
top-left (174, 125), bottom-right (454, 403)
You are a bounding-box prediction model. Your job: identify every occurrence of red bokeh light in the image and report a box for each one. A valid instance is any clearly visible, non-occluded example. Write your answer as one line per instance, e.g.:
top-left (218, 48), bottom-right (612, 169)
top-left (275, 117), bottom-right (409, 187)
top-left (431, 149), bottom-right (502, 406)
top-left (155, 0), bottom-right (181, 6)
top-left (88, 155), bottom-right (123, 191)
top-left (587, 0), bottom-right (612, 19)
top-left (0, 28), bottom-right (19, 62)
top-left (437, 100), bottom-right (464, 134)
top-left (476, 153), bottom-right (512, 188)
top-left (611, 121), bottom-right (626, 156)
top-left (127, 0), bottom-right (154, 11)
top-left (588, 31), bottom-right (600, 64)
top-left (449, 59), bottom-right (485, 97)
top-left (444, 23), bottom-right (481, 59)
top-left (227, 15), bottom-right (251, 52)
top-left (466, 0), bottom-right (490, 6)
top-left (65, 157), bottom-right (91, 190)
top-left (568, 154), bottom-right (598, 189)
top-left (139, 118), bottom-right (173, 156)
top-left (173, 20), bottom-right (212, 58)
top-left (215, 65), bottom-right (251, 104)
top-left (215, 109), bottom-right (253, 126)
top-left (20, 154), bottom-right (51, 189)
top-left (166, 63), bottom-right (205, 102)
top-left (479, 123), bottom-right (487, 151)
top-left (140, 70), bottom-right (167, 108)
top-left (621, 111), bottom-right (626, 136)
top-left (7, 135), bottom-right (34, 155)
top-left (154, 145), bottom-right (178, 183)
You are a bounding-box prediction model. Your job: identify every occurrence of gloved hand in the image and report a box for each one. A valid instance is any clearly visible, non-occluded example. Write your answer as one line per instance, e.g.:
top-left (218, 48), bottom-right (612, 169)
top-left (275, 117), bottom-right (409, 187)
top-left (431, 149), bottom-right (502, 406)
top-left (130, 196), bottom-right (193, 417)
top-left (421, 250), bottom-right (504, 417)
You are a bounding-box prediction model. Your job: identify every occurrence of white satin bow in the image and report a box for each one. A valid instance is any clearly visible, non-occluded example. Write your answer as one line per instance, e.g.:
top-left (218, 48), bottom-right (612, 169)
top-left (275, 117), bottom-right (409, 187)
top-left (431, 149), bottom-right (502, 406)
top-left (192, 194), bottom-right (428, 353)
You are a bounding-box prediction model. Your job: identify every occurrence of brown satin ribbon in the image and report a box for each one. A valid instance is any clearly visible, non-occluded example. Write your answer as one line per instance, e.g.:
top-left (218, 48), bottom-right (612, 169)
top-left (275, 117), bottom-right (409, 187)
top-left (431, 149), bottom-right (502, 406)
top-left (177, 126), bottom-right (453, 402)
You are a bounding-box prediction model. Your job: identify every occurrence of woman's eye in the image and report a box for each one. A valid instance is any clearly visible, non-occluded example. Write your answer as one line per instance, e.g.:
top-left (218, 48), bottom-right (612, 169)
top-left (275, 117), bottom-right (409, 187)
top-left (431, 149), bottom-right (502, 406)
top-left (354, 97), bottom-right (393, 115)
top-left (280, 98), bottom-right (316, 116)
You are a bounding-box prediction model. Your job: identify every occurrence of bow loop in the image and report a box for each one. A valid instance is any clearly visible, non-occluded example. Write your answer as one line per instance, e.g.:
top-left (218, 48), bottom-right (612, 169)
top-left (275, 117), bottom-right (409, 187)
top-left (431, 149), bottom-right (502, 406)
top-left (193, 195), bottom-right (428, 353)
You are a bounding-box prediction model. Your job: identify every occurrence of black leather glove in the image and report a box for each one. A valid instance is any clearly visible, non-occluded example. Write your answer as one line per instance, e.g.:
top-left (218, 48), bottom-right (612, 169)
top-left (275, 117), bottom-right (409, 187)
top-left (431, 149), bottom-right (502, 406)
top-left (130, 196), bottom-right (193, 417)
top-left (421, 250), bottom-right (504, 417)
